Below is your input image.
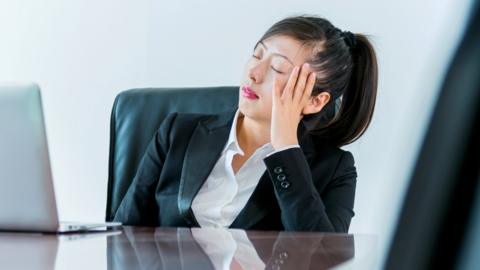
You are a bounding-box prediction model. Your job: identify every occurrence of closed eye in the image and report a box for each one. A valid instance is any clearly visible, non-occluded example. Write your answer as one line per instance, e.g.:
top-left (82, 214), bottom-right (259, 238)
top-left (251, 55), bottom-right (284, 74)
top-left (271, 67), bottom-right (284, 74)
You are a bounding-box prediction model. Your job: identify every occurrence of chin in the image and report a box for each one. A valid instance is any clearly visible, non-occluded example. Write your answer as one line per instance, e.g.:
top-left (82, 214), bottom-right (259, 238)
top-left (238, 104), bottom-right (271, 123)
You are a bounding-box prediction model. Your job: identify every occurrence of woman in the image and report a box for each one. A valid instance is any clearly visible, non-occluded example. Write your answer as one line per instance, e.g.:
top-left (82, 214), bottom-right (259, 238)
top-left (114, 15), bottom-right (377, 233)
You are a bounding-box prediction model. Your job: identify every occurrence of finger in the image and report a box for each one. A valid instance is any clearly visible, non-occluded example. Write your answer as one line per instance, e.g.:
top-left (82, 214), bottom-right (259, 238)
top-left (293, 63), bottom-right (311, 103)
top-left (302, 72), bottom-right (316, 104)
top-left (281, 66), bottom-right (300, 101)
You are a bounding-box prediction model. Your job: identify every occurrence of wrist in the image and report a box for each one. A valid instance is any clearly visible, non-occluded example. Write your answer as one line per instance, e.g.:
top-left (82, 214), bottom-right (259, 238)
top-left (272, 138), bottom-right (299, 150)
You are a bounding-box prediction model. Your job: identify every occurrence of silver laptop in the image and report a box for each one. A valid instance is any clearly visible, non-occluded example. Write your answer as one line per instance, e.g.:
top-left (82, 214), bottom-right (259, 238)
top-left (0, 83), bottom-right (121, 233)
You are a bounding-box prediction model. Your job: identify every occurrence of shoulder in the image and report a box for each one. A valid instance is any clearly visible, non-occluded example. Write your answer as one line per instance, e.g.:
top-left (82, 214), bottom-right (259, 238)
top-left (318, 140), bottom-right (354, 164)
top-left (155, 109), bottom-right (235, 140)
top-left (162, 109), bottom-right (236, 130)
top-left (305, 136), bottom-right (357, 180)
top-left (155, 112), bottom-right (210, 139)
top-left (302, 133), bottom-right (353, 161)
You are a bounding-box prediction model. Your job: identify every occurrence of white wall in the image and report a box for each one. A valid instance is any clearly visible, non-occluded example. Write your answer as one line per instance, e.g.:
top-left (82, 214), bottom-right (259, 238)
top-left (0, 0), bottom-right (473, 267)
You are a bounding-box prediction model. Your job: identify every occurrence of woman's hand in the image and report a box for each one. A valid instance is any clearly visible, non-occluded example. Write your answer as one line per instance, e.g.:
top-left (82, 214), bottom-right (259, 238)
top-left (271, 63), bottom-right (316, 150)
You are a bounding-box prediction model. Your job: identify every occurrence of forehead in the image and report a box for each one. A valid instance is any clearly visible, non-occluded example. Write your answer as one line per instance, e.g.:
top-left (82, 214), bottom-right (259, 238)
top-left (259, 35), bottom-right (313, 65)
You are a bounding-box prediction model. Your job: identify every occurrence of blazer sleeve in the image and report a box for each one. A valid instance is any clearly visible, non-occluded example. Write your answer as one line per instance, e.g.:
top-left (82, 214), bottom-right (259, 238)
top-left (263, 148), bottom-right (357, 233)
top-left (113, 113), bottom-right (177, 226)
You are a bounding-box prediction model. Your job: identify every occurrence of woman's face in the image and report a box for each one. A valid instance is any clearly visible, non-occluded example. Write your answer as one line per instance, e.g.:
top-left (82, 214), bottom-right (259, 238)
top-left (239, 34), bottom-right (314, 123)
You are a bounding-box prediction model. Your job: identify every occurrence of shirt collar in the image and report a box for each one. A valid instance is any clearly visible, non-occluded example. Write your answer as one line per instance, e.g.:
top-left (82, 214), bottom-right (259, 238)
top-left (223, 109), bottom-right (244, 155)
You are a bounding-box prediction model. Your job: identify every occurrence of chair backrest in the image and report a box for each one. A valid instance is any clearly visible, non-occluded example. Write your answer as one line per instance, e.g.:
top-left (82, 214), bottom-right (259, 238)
top-left (105, 86), bottom-right (239, 221)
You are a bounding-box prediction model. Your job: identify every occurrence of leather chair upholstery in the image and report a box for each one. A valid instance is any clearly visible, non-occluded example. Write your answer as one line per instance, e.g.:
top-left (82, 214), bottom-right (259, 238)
top-left (105, 86), bottom-right (239, 221)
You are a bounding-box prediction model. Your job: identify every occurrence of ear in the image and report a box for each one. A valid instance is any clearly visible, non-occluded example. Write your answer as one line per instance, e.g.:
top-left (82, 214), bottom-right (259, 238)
top-left (302, 92), bottom-right (331, 115)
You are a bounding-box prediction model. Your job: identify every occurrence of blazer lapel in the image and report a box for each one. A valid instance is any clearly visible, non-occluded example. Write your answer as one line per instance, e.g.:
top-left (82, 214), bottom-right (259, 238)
top-left (178, 109), bottom-right (236, 226)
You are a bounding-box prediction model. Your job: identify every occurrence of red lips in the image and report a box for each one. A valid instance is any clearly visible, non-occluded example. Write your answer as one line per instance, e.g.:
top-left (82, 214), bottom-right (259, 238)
top-left (241, 85), bottom-right (259, 99)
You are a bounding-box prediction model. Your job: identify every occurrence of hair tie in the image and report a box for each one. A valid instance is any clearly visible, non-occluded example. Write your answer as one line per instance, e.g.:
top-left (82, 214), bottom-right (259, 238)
top-left (341, 31), bottom-right (357, 50)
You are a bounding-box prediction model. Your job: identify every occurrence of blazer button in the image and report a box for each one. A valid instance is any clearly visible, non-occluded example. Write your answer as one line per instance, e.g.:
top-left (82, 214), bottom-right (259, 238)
top-left (273, 166), bottom-right (283, 174)
top-left (280, 181), bottom-right (290, 189)
top-left (276, 174), bottom-right (286, 181)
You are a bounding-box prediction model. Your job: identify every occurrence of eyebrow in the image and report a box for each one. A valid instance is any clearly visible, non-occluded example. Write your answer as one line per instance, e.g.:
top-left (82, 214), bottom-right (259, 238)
top-left (257, 41), bottom-right (294, 65)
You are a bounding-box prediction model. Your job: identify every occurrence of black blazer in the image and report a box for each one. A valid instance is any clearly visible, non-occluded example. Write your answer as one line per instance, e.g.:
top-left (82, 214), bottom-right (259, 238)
top-left (113, 109), bottom-right (357, 232)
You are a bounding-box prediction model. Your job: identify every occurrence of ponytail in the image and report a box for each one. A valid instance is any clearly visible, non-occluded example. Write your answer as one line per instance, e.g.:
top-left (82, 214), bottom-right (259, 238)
top-left (310, 34), bottom-right (378, 147)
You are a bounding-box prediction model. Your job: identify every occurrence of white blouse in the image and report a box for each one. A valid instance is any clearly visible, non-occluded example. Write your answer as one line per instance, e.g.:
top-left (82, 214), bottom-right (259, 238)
top-left (191, 109), bottom-right (299, 228)
top-left (191, 227), bottom-right (265, 270)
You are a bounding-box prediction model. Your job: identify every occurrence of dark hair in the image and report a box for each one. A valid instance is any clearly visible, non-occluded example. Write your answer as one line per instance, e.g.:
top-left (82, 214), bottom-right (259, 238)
top-left (257, 15), bottom-right (378, 147)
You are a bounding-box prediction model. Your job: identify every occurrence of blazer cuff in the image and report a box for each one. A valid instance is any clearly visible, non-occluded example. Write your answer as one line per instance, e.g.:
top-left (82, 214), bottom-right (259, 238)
top-left (263, 147), bottom-right (315, 193)
top-left (266, 144), bottom-right (300, 157)
top-left (262, 147), bottom-right (334, 231)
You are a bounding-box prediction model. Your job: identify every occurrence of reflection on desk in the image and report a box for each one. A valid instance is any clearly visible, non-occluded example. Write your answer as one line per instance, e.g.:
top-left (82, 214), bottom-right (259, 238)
top-left (109, 227), bottom-right (354, 270)
top-left (0, 230), bottom-right (121, 270)
top-left (0, 233), bottom-right (59, 269)
top-left (0, 226), bottom-right (374, 270)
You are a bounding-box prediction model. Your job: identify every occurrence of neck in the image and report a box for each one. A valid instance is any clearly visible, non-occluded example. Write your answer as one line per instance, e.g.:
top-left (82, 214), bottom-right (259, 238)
top-left (236, 112), bottom-right (270, 154)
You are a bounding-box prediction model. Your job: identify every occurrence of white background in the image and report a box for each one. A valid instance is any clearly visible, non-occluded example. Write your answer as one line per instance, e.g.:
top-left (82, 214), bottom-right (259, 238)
top-left (0, 0), bottom-right (474, 268)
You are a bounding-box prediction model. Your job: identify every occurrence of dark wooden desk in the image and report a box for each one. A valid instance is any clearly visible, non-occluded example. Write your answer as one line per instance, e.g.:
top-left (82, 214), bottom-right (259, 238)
top-left (0, 226), bottom-right (377, 270)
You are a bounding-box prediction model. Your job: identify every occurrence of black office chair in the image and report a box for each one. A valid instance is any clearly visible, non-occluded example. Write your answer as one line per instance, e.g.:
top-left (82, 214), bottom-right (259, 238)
top-left (105, 86), bottom-right (239, 222)
top-left (104, 84), bottom-right (339, 222)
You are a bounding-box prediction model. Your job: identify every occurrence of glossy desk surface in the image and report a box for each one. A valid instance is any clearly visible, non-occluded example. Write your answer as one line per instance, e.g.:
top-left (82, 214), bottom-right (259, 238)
top-left (0, 226), bottom-right (377, 270)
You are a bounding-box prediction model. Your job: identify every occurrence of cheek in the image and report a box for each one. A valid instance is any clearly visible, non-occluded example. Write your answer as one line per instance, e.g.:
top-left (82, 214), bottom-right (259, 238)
top-left (272, 76), bottom-right (288, 94)
top-left (267, 71), bottom-right (287, 87)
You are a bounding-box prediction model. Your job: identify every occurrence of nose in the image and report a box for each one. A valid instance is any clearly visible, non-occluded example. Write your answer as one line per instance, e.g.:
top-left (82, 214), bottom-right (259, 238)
top-left (247, 59), bottom-right (268, 84)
